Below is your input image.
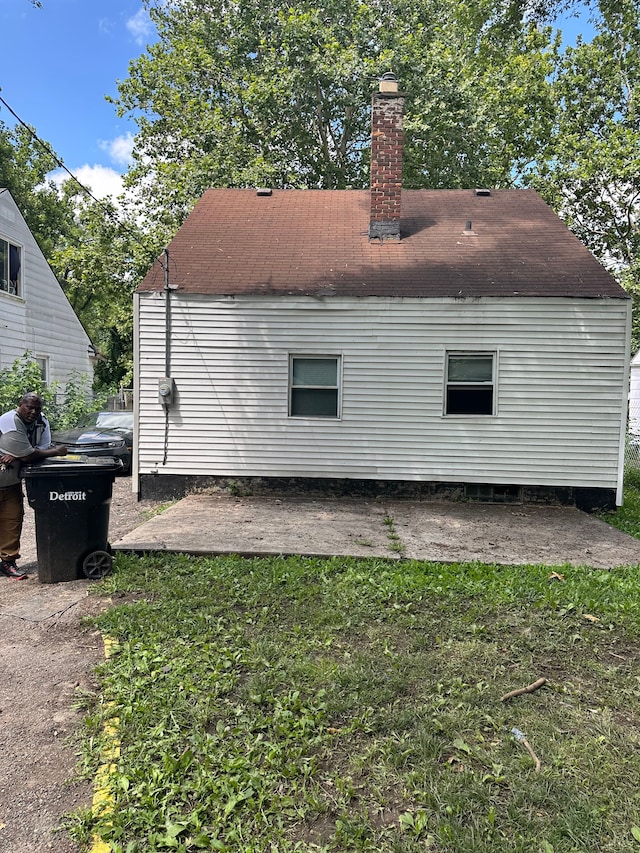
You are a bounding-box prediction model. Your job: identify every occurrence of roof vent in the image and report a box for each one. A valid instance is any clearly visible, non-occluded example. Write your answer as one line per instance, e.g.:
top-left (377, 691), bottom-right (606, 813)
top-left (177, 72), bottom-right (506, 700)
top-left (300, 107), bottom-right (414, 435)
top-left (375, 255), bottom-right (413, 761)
top-left (475, 188), bottom-right (491, 197)
top-left (256, 188), bottom-right (273, 196)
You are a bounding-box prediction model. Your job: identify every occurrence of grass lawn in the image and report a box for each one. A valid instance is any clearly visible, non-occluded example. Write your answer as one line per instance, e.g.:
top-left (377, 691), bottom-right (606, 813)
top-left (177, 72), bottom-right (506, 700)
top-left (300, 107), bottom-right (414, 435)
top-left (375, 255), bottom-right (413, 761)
top-left (68, 489), bottom-right (640, 852)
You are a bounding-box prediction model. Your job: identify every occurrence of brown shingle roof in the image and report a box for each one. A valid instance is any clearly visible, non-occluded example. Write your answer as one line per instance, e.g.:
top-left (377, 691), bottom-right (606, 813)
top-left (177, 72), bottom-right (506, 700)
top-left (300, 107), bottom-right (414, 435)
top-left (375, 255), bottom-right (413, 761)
top-left (139, 188), bottom-right (627, 299)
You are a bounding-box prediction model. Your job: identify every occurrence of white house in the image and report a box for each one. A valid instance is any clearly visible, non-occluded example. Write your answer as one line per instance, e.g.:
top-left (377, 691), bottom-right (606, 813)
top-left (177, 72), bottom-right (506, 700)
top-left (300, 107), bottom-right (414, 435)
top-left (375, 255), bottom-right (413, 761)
top-left (0, 189), bottom-right (94, 390)
top-left (134, 76), bottom-right (631, 511)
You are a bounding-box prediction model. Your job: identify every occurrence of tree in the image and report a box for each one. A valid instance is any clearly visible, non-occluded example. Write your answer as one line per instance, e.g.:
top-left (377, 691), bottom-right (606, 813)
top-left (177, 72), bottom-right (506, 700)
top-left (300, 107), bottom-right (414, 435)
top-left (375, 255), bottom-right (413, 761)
top-left (529, 0), bottom-right (640, 344)
top-left (49, 189), bottom-right (156, 390)
top-left (0, 119), bottom-right (145, 388)
top-left (114, 0), bottom-right (559, 234)
top-left (0, 121), bottom-right (75, 259)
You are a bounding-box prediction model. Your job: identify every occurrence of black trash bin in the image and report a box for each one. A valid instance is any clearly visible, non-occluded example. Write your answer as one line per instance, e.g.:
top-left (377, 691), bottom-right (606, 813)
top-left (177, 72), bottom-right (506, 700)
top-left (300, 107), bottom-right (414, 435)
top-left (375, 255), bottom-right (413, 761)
top-left (22, 456), bottom-right (123, 583)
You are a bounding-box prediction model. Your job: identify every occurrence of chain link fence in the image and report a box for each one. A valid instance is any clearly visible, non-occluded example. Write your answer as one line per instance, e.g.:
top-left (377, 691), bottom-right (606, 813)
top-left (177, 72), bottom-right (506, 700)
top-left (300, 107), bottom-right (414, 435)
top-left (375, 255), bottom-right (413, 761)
top-left (627, 391), bottom-right (640, 469)
top-left (50, 388), bottom-right (133, 412)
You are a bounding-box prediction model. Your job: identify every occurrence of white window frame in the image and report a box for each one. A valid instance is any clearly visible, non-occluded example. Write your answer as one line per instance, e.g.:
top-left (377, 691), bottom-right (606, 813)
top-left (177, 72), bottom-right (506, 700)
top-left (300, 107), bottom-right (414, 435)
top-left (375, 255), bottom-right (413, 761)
top-left (35, 356), bottom-right (49, 385)
top-left (289, 354), bottom-right (342, 419)
top-left (0, 236), bottom-right (23, 297)
top-left (444, 351), bottom-right (496, 416)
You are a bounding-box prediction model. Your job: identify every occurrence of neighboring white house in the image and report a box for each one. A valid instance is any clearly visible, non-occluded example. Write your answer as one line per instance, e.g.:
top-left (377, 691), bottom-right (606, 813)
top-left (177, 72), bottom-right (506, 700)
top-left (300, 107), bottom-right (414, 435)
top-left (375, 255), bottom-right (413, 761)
top-left (134, 77), bottom-right (631, 511)
top-left (0, 189), bottom-right (94, 389)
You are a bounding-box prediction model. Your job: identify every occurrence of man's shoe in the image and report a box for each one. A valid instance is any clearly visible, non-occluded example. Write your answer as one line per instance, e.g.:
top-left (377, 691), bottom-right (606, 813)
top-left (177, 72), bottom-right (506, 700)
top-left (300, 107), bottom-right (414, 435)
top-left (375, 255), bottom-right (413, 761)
top-left (0, 559), bottom-right (28, 580)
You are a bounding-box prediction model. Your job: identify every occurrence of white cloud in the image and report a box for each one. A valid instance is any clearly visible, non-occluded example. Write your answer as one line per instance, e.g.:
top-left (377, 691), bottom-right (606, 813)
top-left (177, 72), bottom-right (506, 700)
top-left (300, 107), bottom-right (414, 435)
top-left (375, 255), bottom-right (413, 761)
top-left (101, 133), bottom-right (135, 168)
top-left (126, 9), bottom-right (154, 46)
top-left (98, 16), bottom-right (114, 35)
top-left (75, 164), bottom-right (124, 199)
top-left (51, 164), bottom-right (124, 201)
top-left (48, 133), bottom-right (137, 205)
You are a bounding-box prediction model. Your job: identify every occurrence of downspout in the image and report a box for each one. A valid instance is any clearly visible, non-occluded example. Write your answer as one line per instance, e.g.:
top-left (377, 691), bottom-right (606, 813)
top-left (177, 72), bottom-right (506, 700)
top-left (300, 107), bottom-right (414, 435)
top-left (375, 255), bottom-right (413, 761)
top-left (163, 247), bottom-right (171, 465)
top-left (616, 298), bottom-right (632, 505)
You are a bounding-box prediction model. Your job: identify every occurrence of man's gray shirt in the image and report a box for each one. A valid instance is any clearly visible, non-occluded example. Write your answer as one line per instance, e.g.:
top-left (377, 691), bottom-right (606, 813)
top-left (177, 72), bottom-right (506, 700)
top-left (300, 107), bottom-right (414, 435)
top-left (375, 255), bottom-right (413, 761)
top-left (0, 411), bottom-right (48, 487)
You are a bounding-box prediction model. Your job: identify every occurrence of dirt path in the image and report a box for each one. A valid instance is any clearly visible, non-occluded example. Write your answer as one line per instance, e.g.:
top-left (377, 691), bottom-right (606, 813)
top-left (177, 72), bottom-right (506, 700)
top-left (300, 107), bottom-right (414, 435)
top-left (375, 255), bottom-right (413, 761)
top-left (0, 478), bottom-right (158, 853)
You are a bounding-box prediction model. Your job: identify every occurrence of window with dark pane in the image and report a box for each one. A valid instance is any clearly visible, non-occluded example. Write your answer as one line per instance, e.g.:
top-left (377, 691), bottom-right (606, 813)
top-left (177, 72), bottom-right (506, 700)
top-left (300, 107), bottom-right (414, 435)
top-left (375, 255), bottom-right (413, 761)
top-left (290, 357), bottom-right (339, 417)
top-left (446, 353), bottom-right (494, 415)
top-left (0, 238), bottom-right (21, 296)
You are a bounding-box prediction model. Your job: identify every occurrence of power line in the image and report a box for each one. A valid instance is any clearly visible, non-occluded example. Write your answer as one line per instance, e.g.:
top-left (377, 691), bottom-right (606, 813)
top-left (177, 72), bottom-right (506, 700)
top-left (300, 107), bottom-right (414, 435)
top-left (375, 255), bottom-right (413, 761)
top-left (0, 93), bottom-right (118, 217)
top-left (0, 92), bottom-right (166, 271)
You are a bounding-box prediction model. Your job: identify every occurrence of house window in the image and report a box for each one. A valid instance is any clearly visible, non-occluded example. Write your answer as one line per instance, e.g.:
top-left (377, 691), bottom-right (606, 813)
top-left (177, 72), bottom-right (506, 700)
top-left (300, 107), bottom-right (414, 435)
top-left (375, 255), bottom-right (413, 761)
top-left (35, 356), bottom-right (49, 385)
top-left (289, 356), bottom-right (340, 418)
top-left (0, 238), bottom-right (22, 296)
top-left (445, 352), bottom-right (495, 415)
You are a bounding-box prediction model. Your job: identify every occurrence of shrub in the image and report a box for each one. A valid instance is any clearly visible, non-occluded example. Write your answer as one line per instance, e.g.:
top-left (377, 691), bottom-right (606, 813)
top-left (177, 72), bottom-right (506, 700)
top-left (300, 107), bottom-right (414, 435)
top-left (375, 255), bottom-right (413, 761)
top-left (0, 353), bottom-right (56, 414)
top-left (0, 353), bottom-right (108, 430)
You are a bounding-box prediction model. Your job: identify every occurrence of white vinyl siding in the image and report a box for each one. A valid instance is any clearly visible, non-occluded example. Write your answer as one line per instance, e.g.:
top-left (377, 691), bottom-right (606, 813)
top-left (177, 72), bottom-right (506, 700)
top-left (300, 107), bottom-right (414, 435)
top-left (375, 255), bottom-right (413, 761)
top-left (135, 293), bottom-right (630, 493)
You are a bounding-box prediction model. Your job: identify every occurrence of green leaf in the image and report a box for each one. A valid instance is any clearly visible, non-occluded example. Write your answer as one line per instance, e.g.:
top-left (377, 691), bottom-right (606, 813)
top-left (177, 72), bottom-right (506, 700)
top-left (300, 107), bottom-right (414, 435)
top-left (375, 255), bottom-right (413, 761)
top-left (164, 820), bottom-right (188, 839)
top-left (452, 738), bottom-right (472, 754)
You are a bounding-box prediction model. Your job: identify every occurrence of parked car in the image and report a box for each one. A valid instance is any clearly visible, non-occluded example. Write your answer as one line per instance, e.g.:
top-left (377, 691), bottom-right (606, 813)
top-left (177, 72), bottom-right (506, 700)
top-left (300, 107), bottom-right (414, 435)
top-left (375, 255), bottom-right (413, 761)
top-left (51, 411), bottom-right (134, 474)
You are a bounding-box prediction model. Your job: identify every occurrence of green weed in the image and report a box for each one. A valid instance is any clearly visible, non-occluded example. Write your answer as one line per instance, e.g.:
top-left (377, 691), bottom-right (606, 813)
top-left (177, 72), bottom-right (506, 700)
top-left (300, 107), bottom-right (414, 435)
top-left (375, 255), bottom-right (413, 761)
top-left (598, 468), bottom-right (640, 538)
top-left (141, 500), bottom-right (177, 520)
top-left (383, 514), bottom-right (406, 555)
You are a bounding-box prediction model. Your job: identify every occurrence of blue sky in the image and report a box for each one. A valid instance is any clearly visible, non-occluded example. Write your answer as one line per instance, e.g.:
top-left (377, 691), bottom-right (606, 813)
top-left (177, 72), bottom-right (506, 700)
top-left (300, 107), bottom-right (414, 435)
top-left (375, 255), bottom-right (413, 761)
top-left (1, 0), bottom-right (156, 198)
top-left (1, 1), bottom-right (595, 201)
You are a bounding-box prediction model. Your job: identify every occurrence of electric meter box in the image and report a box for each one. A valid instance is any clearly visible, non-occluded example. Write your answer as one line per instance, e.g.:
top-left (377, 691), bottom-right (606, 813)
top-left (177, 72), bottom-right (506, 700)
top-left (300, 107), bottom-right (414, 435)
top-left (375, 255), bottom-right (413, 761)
top-left (158, 377), bottom-right (175, 407)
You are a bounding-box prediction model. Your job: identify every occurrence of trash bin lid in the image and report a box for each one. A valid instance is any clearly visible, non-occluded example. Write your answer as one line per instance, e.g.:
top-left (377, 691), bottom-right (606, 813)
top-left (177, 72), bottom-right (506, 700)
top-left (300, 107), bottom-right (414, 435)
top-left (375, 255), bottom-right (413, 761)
top-left (21, 455), bottom-right (123, 476)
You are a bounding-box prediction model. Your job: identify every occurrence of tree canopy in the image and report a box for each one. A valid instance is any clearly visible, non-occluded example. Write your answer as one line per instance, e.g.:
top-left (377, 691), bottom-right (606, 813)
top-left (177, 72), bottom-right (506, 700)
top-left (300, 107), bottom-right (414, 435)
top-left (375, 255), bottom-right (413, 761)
top-left (531, 0), bottom-right (639, 280)
top-left (0, 120), bottom-right (149, 388)
top-left (0, 121), bottom-right (74, 259)
top-left (48, 188), bottom-right (153, 389)
top-left (116, 0), bottom-right (560, 229)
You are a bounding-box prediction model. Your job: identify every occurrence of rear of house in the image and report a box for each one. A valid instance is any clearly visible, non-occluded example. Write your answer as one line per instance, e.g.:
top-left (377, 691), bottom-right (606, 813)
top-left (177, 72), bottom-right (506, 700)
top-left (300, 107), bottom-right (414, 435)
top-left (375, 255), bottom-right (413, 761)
top-left (134, 78), bottom-right (630, 510)
top-left (0, 189), bottom-right (94, 388)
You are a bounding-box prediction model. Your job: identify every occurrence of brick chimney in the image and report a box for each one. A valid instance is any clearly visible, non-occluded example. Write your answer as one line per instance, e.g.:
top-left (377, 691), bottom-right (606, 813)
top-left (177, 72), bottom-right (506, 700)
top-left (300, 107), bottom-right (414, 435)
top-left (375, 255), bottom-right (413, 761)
top-left (369, 72), bottom-right (405, 242)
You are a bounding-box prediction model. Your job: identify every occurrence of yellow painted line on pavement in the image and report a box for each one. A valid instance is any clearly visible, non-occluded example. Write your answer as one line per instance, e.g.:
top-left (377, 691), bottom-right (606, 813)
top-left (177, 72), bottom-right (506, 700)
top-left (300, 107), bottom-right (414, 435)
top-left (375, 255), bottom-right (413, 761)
top-left (90, 634), bottom-right (120, 853)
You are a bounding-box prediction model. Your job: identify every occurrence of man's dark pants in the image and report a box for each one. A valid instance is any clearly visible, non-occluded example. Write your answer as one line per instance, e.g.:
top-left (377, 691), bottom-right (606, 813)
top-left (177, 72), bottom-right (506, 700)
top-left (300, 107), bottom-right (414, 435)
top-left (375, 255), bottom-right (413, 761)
top-left (0, 484), bottom-right (24, 561)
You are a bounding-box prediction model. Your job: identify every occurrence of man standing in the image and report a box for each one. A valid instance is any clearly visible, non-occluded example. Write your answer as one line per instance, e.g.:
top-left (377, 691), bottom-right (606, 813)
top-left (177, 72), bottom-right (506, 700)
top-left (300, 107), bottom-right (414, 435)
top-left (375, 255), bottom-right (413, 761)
top-left (0, 393), bottom-right (67, 579)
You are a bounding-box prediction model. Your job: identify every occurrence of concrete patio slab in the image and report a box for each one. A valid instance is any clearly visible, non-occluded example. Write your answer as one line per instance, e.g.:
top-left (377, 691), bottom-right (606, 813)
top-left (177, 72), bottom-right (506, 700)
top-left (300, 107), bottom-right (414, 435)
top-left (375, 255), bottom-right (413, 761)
top-left (112, 494), bottom-right (640, 569)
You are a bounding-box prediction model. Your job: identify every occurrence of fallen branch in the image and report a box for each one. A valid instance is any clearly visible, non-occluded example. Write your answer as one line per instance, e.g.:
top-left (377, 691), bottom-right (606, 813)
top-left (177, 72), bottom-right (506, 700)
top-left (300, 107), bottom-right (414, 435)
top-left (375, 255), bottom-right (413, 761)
top-left (500, 677), bottom-right (547, 702)
top-left (608, 651), bottom-right (626, 661)
top-left (511, 727), bottom-right (541, 772)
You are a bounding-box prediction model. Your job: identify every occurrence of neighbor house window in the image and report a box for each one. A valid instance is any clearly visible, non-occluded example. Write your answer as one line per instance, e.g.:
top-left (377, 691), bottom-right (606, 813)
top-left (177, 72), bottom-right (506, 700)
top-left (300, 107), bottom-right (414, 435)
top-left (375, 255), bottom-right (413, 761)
top-left (0, 238), bottom-right (22, 296)
top-left (445, 352), bottom-right (495, 415)
top-left (289, 355), bottom-right (340, 418)
top-left (35, 356), bottom-right (49, 385)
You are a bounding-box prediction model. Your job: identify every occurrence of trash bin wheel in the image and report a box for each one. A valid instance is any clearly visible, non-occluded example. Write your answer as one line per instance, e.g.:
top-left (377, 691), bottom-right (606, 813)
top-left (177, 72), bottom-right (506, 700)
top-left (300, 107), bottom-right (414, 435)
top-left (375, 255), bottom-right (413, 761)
top-left (82, 550), bottom-right (113, 580)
